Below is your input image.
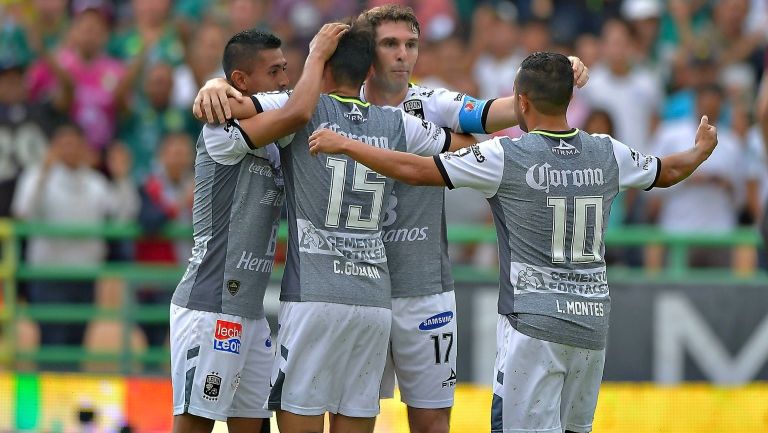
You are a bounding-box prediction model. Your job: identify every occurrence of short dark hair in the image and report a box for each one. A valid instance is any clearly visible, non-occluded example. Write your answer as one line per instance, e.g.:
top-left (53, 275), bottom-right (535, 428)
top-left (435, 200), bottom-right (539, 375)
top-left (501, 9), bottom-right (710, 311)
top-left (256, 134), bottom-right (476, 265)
top-left (515, 52), bottom-right (573, 115)
top-left (222, 30), bottom-right (282, 82)
top-left (359, 5), bottom-right (420, 35)
top-left (328, 20), bottom-right (375, 88)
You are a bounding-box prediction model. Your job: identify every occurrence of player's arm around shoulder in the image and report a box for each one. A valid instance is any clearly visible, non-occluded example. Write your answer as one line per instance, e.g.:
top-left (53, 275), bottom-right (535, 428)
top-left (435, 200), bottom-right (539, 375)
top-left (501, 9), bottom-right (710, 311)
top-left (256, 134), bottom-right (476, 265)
top-left (654, 115), bottom-right (718, 188)
top-left (308, 129), bottom-right (446, 186)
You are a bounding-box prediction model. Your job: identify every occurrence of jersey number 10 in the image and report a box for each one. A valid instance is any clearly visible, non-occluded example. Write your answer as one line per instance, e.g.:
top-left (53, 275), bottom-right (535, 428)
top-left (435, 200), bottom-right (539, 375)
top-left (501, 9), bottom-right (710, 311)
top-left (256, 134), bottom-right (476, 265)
top-left (546, 196), bottom-right (604, 263)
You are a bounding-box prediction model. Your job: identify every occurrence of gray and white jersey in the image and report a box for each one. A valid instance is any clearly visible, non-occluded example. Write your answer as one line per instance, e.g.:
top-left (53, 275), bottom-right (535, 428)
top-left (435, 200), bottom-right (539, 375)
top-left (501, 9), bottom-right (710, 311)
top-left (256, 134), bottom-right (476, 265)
top-left (361, 83), bottom-right (490, 297)
top-left (253, 92), bottom-right (451, 308)
top-left (172, 123), bottom-right (284, 320)
top-left (435, 130), bottom-right (660, 349)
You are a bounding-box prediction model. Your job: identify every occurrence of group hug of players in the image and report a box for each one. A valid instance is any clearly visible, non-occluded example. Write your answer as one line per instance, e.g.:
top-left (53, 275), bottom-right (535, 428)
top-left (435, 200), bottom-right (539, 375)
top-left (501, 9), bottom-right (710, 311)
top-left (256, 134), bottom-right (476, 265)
top-left (168, 5), bottom-right (718, 433)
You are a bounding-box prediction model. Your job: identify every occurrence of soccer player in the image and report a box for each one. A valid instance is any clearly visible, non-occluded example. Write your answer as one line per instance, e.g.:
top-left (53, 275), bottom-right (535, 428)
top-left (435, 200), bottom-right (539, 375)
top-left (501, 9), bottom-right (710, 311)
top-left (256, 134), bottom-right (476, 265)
top-left (169, 25), bottom-right (347, 433)
top-left (194, 7), bottom-right (588, 432)
top-left (219, 21), bottom-right (474, 433)
top-left (307, 52), bottom-right (719, 433)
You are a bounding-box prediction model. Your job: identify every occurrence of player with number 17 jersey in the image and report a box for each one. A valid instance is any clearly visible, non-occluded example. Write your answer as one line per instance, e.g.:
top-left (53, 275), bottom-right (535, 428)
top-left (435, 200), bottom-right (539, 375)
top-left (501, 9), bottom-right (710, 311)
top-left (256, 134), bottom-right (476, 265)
top-left (361, 82), bottom-right (494, 407)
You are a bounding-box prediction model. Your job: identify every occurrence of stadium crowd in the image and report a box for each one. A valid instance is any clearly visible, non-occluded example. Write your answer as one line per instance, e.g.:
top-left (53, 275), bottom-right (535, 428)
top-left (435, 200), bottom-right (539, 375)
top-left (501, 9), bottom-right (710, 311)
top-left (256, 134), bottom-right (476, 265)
top-left (1, 0), bottom-right (767, 350)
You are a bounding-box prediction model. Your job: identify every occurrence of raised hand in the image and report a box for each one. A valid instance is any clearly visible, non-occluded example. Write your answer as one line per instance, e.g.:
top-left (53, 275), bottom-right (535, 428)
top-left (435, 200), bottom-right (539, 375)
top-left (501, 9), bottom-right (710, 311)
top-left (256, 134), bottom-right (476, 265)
top-left (193, 78), bottom-right (244, 124)
top-left (307, 23), bottom-right (350, 62)
top-left (695, 115), bottom-right (718, 157)
top-left (568, 56), bottom-right (589, 88)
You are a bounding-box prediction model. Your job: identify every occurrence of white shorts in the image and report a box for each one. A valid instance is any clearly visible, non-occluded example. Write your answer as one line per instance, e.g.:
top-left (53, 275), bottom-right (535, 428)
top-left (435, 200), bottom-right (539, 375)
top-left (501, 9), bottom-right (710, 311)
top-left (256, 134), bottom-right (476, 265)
top-left (492, 315), bottom-right (605, 433)
top-left (267, 301), bottom-right (391, 418)
top-left (170, 304), bottom-right (273, 421)
top-left (380, 291), bottom-right (457, 409)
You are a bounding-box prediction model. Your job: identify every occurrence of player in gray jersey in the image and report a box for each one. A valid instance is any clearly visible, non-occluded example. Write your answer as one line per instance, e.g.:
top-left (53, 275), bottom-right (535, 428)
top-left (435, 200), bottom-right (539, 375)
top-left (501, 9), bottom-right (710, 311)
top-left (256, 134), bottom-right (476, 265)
top-left (170, 25), bottom-right (347, 433)
top-left (218, 21), bottom-right (474, 433)
top-left (195, 6), bottom-right (589, 432)
top-left (307, 52), bottom-right (719, 433)
top-left (355, 7), bottom-right (590, 432)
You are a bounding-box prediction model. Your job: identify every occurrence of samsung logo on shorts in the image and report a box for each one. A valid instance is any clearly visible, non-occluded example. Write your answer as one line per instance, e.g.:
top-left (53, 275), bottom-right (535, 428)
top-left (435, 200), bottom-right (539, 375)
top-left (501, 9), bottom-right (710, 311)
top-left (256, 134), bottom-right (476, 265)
top-left (419, 311), bottom-right (454, 330)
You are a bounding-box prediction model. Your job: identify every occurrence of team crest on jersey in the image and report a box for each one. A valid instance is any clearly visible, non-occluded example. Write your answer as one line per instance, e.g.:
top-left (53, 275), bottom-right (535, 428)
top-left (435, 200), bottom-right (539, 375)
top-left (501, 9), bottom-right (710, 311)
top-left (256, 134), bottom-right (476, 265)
top-left (551, 139), bottom-right (582, 159)
top-left (629, 148), bottom-right (654, 170)
top-left (403, 99), bottom-right (425, 119)
top-left (445, 145), bottom-right (485, 163)
top-left (203, 372), bottom-right (222, 400)
top-left (344, 104), bottom-right (367, 123)
top-left (516, 267), bottom-right (545, 291)
top-left (227, 280), bottom-right (240, 296)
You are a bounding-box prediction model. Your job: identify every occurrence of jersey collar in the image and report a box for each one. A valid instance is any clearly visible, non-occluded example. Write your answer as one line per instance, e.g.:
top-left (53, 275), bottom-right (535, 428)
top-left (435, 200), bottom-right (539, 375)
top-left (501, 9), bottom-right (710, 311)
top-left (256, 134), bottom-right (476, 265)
top-left (530, 128), bottom-right (579, 138)
top-left (328, 93), bottom-right (371, 107)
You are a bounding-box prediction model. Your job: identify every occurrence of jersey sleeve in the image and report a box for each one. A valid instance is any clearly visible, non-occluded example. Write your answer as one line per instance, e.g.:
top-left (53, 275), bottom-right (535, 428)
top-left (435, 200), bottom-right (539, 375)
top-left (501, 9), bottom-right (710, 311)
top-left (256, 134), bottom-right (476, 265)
top-left (202, 123), bottom-right (251, 165)
top-left (599, 134), bottom-right (661, 191)
top-left (422, 88), bottom-right (494, 134)
top-left (433, 137), bottom-right (505, 198)
top-left (250, 91), bottom-right (290, 112)
top-left (249, 91), bottom-right (295, 148)
top-left (400, 110), bottom-right (451, 156)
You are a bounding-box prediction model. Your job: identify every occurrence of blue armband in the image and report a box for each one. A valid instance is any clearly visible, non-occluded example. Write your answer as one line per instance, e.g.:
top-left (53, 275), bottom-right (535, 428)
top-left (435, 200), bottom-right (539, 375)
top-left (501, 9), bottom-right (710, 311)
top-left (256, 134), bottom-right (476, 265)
top-left (458, 96), bottom-right (491, 134)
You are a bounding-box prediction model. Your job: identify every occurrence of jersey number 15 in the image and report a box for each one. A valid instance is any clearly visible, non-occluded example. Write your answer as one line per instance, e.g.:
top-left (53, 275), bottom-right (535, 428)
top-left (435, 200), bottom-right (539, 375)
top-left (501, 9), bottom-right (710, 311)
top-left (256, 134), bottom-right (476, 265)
top-left (325, 157), bottom-right (386, 230)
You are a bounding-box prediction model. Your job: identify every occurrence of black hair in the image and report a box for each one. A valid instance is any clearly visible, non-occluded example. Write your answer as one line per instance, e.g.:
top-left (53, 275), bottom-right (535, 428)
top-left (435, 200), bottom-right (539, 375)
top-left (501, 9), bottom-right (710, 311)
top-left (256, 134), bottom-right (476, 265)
top-left (327, 20), bottom-right (375, 88)
top-left (515, 52), bottom-right (573, 115)
top-left (222, 30), bottom-right (282, 81)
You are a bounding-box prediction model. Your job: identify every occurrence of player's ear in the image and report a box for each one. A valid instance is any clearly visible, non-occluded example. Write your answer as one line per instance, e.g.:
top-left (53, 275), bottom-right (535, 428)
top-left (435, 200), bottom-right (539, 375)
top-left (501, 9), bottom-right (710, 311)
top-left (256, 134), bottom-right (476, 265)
top-left (518, 93), bottom-right (530, 114)
top-left (365, 64), bottom-right (375, 82)
top-left (230, 70), bottom-right (248, 93)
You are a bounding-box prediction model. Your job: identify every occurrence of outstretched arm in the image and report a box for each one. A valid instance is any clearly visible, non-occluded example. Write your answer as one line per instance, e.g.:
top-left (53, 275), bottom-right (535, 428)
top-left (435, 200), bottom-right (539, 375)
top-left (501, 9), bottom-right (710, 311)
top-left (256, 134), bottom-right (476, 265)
top-left (483, 56), bottom-right (588, 133)
top-left (308, 129), bottom-right (446, 186)
top-left (232, 23), bottom-right (348, 148)
top-left (654, 115), bottom-right (718, 188)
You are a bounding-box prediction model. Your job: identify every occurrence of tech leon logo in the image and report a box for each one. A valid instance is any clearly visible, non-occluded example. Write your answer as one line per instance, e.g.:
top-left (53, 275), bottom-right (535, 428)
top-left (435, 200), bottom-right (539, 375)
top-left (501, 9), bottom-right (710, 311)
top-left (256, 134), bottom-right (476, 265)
top-left (213, 320), bottom-right (242, 354)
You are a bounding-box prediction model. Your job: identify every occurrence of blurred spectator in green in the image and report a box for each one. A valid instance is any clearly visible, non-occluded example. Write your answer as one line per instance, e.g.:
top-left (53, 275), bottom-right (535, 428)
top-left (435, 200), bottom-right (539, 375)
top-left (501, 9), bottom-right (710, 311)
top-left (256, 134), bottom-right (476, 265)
top-left (27, 0), bottom-right (126, 157)
top-left (116, 60), bottom-right (199, 182)
top-left (27, 0), bottom-right (70, 52)
top-left (0, 1), bottom-right (36, 66)
top-left (108, 0), bottom-right (184, 67)
top-left (11, 124), bottom-right (138, 347)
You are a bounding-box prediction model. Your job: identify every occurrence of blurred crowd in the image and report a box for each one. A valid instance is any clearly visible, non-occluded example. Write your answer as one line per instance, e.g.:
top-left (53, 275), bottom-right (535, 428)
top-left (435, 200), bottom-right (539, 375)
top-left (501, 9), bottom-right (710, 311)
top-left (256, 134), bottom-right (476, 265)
top-left (1, 0), bottom-right (768, 353)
